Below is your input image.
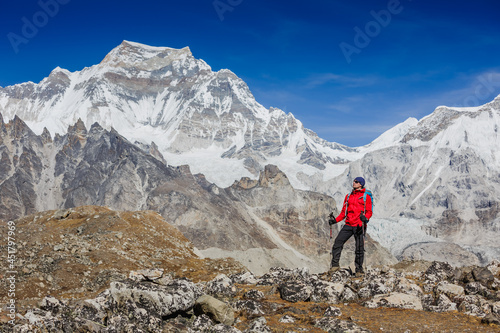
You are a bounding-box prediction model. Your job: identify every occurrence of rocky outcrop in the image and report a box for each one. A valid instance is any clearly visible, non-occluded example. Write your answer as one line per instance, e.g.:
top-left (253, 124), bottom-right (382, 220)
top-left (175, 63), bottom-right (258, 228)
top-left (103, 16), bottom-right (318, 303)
top-left (7, 260), bottom-right (500, 332)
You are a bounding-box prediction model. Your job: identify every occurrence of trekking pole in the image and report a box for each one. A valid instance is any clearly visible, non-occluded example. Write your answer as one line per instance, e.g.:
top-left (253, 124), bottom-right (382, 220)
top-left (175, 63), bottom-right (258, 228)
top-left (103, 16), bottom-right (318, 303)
top-left (329, 225), bottom-right (332, 265)
top-left (363, 222), bottom-right (367, 272)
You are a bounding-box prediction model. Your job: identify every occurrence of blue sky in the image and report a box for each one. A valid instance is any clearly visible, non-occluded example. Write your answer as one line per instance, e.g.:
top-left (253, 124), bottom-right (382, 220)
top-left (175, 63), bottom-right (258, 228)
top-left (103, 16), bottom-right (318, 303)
top-left (1, 0), bottom-right (500, 147)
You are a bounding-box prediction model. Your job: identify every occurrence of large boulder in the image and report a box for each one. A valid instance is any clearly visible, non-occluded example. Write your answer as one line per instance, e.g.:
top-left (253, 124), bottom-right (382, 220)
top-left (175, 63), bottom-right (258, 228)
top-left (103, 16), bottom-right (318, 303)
top-left (364, 292), bottom-right (423, 310)
top-left (194, 295), bottom-right (235, 326)
top-left (109, 278), bottom-right (202, 318)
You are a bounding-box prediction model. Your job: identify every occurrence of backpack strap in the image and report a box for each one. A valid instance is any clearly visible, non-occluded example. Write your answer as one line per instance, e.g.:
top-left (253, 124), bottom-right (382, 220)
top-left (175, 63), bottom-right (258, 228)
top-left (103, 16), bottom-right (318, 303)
top-left (363, 192), bottom-right (367, 214)
top-left (344, 193), bottom-right (351, 217)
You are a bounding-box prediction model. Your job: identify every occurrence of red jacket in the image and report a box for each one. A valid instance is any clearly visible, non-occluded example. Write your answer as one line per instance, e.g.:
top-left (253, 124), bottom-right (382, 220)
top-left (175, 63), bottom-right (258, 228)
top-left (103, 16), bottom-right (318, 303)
top-left (336, 188), bottom-right (373, 227)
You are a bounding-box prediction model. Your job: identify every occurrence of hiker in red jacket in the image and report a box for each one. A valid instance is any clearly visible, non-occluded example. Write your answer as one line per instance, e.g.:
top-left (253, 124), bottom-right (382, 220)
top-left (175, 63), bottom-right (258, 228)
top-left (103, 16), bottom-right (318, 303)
top-left (328, 176), bottom-right (372, 276)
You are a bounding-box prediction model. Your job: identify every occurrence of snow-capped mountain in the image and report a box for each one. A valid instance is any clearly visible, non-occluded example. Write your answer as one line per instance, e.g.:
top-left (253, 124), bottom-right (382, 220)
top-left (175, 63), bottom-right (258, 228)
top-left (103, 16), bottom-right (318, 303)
top-left (318, 96), bottom-right (500, 265)
top-left (0, 41), bottom-right (359, 190)
top-left (1, 40), bottom-right (500, 266)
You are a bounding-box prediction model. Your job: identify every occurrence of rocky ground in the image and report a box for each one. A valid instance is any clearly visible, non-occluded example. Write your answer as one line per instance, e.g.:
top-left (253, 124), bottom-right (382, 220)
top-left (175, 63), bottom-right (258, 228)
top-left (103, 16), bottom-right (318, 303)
top-left (1, 206), bottom-right (500, 332)
top-left (3, 262), bottom-right (500, 332)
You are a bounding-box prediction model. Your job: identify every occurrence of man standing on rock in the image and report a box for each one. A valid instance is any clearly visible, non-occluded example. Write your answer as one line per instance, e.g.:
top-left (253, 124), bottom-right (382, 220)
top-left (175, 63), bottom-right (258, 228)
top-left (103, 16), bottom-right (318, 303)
top-left (328, 177), bottom-right (372, 277)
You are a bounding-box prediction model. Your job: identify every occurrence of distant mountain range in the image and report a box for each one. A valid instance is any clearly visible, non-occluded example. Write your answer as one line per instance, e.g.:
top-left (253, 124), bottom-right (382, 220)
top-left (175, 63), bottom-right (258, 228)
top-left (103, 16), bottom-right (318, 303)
top-left (0, 114), bottom-right (396, 274)
top-left (1, 41), bottom-right (499, 266)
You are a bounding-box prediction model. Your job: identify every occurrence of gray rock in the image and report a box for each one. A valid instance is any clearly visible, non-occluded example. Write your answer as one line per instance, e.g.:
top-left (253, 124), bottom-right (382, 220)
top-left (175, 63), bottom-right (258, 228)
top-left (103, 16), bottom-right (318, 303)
top-left (393, 277), bottom-right (423, 296)
top-left (455, 294), bottom-right (492, 317)
top-left (234, 300), bottom-right (265, 317)
top-left (309, 277), bottom-right (344, 303)
top-left (128, 268), bottom-right (164, 282)
top-left (324, 306), bottom-right (342, 317)
top-left (341, 286), bottom-right (359, 302)
top-left (481, 313), bottom-right (500, 326)
top-left (244, 317), bottom-right (271, 333)
top-left (458, 299), bottom-right (487, 318)
top-left (39, 296), bottom-right (67, 314)
top-left (315, 317), bottom-right (372, 333)
top-left (194, 295), bottom-right (235, 326)
top-left (191, 314), bottom-right (214, 331)
top-left (472, 267), bottom-right (495, 288)
top-left (428, 294), bottom-right (457, 313)
top-left (435, 281), bottom-right (464, 299)
top-left (278, 314), bottom-right (296, 323)
top-left (230, 272), bottom-right (258, 285)
top-left (278, 280), bottom-right (312, 303)
top-left (258, 267), bottom-right (310, 286)
top-left (364, 292), bottom-right (423, 311)
top-left (464, 281), bottom-right (492, 298)
top-left (492, 301), bottom-right (500, 316)
top-left (108, 278), bottom-right (202, 331)
top-left (401, 242), bottom-right (481, 267)
top-left (242, 289), bottom-right (265, 301)
top-left (209, 324), bottom-right (243, 333)
top-left (207, 274), bottom-right (237, 299)
top-left (425, 261), bottom-right (455, 282)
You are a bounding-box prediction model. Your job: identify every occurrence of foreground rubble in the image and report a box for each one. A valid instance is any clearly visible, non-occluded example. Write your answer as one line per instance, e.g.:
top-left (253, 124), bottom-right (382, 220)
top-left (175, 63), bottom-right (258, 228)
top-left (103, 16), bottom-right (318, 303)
top-left (4, 260), bottom-right (500, 332)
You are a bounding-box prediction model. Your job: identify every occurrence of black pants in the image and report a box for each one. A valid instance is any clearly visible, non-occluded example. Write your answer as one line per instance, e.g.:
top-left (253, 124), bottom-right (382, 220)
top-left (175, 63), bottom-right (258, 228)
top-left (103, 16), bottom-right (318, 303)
top-left (331, 225), bottom-right (365, 272)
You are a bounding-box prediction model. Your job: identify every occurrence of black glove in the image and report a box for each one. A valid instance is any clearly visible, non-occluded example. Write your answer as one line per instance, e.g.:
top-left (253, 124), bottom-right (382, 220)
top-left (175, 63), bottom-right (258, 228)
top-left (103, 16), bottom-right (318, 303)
top-left (328, 212), bottom-right (337, 225)
top-left (359, 213), bottom-right (368, 223)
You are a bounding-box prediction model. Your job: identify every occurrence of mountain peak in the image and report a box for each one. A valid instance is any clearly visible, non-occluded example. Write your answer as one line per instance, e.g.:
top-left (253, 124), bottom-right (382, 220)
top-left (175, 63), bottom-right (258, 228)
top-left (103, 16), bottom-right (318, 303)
top-left (121, 40), bottom-right (191, 53)
top-left (100, 41), bottom-right (199, 71)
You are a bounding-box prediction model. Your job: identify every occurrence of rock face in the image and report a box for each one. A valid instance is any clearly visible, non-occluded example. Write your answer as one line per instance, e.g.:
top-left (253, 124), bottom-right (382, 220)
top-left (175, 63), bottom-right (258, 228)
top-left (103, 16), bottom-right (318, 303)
top-left (7, 260), bottom-right (500, 332)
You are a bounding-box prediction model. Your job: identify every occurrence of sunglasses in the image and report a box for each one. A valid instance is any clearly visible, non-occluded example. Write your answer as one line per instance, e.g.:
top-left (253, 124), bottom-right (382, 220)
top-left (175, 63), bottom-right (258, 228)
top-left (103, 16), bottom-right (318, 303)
top-left (353, 180), bottom-right (360, 184)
